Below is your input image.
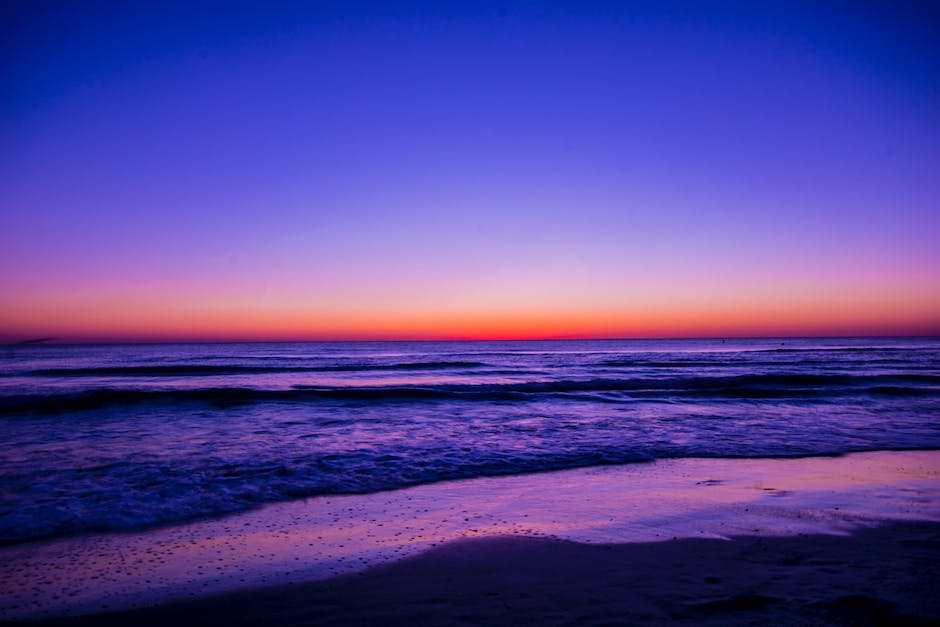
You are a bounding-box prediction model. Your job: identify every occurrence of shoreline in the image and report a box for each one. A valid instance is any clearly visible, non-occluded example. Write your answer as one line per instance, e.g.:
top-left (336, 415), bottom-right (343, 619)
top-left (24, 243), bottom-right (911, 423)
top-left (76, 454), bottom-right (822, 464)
top-left (6, 445), bottom-right (939, 549)
top-left (2, 449), bottom-right (939, 622)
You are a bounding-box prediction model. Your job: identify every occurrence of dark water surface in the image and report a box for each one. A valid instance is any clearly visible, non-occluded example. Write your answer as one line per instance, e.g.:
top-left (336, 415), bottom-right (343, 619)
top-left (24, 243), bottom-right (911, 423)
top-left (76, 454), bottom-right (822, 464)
top-left (1, 338), bottom-right (938, 544)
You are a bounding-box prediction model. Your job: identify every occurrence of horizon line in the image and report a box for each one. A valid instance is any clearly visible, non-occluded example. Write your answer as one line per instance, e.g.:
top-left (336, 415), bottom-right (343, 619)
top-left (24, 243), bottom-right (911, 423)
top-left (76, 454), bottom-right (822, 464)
top-left (4, 333), bottom-right (939, 346)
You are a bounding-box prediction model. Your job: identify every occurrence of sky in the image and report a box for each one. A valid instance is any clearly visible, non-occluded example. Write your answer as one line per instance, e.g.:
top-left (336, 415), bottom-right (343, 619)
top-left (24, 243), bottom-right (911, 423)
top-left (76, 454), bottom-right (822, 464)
top-left (1, 1), bottom-right (939, 342)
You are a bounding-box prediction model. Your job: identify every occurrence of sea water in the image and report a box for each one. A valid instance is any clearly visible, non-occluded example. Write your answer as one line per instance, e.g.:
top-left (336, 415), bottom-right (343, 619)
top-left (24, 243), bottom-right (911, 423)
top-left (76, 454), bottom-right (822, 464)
top-left (1, 337), bottom-right (938, 544)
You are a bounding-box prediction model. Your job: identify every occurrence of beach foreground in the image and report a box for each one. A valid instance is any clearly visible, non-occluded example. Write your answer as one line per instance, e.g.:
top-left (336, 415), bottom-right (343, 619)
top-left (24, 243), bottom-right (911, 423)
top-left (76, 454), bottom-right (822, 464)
top-left (3, 450), bottom-right (939, 624)
top-left (30, 520), bottom-right (940, 626)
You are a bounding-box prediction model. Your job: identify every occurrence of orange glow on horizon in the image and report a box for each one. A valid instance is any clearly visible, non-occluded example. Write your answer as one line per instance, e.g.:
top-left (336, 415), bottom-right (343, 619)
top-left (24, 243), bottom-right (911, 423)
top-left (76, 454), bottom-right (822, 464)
top-left (3, 295), bottom-right (938, 343)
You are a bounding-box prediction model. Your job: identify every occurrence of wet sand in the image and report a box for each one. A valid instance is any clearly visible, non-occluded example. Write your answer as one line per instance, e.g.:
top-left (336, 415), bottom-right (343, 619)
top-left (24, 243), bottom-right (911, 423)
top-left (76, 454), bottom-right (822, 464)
top-left (27, 520), bottom-right (940, 626)
top-left (2, 450), bottom-right (939, 624)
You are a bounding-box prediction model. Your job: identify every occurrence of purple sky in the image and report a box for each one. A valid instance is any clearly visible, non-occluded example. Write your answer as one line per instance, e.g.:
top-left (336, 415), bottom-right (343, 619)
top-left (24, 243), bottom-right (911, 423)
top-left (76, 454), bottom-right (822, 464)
top-left (1, 1), bottom-right (938, 341)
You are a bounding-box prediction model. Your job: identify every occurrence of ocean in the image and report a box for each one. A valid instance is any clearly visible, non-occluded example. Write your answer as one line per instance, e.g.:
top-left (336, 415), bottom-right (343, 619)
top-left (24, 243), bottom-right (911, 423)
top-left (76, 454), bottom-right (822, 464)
top-left (1, 337), bottom-right (938, 545)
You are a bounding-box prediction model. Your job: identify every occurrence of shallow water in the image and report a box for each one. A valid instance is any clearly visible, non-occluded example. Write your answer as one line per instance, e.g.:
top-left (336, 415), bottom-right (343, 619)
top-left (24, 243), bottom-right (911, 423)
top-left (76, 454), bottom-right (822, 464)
top-left (1, 337), bottom-right (938, 543)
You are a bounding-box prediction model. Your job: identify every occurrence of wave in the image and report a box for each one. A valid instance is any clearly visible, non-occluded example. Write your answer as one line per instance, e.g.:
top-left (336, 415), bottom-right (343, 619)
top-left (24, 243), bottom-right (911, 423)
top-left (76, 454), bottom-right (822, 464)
top-left (0, 447), bottom-right (658, 545)
top-left (752, 346), bottom-right (938, 353)
top-left (598, 358), bottom-right (938, 368)
top-left (3, 443), bottom-right (939, 546)
top-left (292, 373), bottom-right (940, 395)
top-left (3, 373), bottom-right (938, 414)
top-left (24, 361), bottom-right (488, 377)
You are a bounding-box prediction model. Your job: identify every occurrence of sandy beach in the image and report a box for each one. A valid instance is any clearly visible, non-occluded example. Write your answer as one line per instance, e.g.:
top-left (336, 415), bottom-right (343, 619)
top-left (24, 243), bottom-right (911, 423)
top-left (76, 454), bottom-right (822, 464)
top-left (27, 520), bottom-right (940, 626)
top-left (2, 449), bottom-right (939, 625)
